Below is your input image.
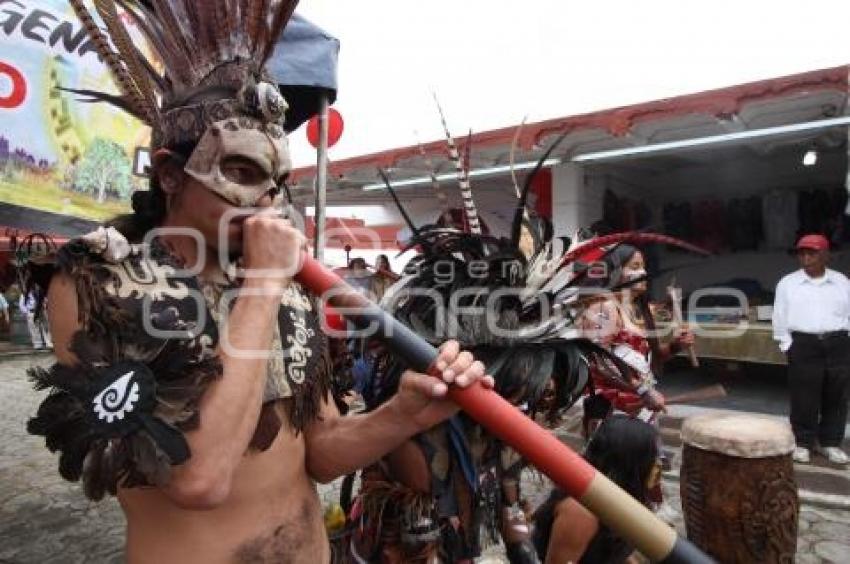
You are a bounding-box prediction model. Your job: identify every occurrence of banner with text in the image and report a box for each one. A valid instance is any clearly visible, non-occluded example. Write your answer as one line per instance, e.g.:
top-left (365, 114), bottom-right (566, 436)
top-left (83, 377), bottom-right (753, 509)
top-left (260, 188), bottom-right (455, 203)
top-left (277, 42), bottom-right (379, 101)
top-left (0, 0), bottom-right (152, 222)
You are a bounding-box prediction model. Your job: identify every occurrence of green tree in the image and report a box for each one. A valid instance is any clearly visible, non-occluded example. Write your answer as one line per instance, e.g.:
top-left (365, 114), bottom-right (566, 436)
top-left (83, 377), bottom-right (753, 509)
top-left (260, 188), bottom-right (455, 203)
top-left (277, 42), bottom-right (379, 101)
top-left (73, 138), bottom-right (132, 203)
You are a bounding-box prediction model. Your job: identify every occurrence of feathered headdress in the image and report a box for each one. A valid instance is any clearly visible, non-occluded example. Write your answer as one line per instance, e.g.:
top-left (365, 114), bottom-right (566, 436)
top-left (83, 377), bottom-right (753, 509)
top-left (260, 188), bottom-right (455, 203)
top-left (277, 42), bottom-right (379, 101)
top-left (66, 0), bottom-right (298, 148)
top-left (375, 133), bottom-right (711, 419)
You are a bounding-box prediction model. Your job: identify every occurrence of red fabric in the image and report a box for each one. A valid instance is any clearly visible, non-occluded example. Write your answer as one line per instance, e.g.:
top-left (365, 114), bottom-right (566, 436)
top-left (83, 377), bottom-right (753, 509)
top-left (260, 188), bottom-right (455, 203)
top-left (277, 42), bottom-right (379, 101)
top-left (692, 200), bottom-right (726, 253)
top-left (796, 233), bottom-right (829, 251)
top-left (589, 330), bottom-right (650, 415)
top-left (595, 388), bottom-right (642, 416)
top-left (531, 168), bottom-right (552, 219)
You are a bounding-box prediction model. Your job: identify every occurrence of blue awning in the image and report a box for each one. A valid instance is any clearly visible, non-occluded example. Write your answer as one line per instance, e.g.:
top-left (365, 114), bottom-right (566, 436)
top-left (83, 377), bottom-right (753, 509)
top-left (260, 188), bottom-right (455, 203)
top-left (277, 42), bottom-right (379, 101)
top-left (267, 14), bottom-right (340, 132)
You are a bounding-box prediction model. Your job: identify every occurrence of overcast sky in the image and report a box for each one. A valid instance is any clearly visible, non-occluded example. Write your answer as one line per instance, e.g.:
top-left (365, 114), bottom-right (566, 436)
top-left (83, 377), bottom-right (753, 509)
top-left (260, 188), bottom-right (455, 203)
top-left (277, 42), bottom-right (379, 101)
top-left (289, 0), bottom-right (850, 168)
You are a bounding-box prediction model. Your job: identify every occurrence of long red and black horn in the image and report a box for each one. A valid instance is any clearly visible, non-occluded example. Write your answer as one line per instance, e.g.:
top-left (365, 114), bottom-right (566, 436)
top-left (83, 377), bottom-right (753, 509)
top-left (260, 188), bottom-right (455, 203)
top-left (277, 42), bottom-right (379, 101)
top-left (562, 231), bottom-right (712, 268)
top-left (295, 255), bottom-right (713, 564)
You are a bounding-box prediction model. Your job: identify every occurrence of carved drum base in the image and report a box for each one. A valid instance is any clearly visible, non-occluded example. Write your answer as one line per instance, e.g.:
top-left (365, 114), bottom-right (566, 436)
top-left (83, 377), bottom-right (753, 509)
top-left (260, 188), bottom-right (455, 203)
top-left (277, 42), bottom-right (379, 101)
top-left (681, 445), bottom-right (799, 563)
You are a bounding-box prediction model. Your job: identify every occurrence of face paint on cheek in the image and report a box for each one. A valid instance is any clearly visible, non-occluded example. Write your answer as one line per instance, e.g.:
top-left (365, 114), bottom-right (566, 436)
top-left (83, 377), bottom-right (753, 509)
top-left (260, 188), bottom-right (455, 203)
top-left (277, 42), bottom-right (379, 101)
top-left (183, 119), bottom-right (291, 208)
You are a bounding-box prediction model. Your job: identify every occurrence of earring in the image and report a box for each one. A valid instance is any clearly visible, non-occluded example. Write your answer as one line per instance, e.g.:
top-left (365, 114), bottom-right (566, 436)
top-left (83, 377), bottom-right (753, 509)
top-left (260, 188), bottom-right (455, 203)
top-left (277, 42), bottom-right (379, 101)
top-left (646, 459), bottom-right (662, 489)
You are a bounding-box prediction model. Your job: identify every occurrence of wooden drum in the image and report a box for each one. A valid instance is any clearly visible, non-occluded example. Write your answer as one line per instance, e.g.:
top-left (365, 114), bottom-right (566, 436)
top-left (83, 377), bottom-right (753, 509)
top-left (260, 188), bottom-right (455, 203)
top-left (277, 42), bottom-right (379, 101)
top-left (680, 413), bottom-right (799, 563)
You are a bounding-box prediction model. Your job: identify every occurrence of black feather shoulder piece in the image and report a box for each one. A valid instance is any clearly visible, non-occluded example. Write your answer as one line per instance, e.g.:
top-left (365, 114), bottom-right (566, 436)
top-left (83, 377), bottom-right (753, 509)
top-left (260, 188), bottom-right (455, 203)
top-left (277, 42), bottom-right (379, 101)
top-left (25, 227), bottom-right (222, 500)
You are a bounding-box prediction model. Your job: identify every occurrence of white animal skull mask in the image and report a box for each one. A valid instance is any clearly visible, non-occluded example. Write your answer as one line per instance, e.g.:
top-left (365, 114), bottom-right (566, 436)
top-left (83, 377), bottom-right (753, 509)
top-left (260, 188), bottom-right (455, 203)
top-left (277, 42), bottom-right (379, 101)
top-left (184, 117), bottom-right (292, 207)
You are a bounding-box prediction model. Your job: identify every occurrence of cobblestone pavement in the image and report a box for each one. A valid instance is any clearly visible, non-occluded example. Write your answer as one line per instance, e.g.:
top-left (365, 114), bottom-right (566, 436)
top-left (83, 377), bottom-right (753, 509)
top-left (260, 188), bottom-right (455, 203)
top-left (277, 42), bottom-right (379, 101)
top-left (1, 355), bottom-right (125, 564)
top-left (476, 470), bottom-right (850, 563)
top-left (2, 355), bottom-right (849, 563)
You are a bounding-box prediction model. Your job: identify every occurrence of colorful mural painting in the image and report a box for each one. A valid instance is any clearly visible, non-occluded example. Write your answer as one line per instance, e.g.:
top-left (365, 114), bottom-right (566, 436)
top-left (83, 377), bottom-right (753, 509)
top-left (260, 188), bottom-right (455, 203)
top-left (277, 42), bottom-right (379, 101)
top-left (0, 0), bottom-right (151, 221)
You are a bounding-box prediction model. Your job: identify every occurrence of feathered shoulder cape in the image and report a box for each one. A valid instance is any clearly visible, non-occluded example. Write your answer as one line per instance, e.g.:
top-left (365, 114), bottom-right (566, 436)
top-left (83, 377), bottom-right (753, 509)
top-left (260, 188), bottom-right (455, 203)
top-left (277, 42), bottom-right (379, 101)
top-left (25, 227), bottom-right (221, 500)
top-left (24, 227), bottom-right (331, 500)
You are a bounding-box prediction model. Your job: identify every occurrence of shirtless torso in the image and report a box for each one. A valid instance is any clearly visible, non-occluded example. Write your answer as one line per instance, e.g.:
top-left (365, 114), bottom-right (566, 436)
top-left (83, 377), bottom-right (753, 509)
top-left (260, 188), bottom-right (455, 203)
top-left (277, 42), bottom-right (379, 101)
top-left (120, 403), bottom-right (327, 564)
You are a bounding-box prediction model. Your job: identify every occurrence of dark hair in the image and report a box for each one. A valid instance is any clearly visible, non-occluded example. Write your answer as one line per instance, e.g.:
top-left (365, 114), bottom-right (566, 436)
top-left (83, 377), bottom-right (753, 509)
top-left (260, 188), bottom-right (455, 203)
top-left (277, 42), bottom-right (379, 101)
top-left (584, 415), bottom-right (659, 502)
top-left (532, 415), bottom-right (659, 556)
top-left (106, 143), bottom-right (194, 243)
top-left (349, 257), bottom-right (367, 269)
top-left (604, 244), bottom-right (664, 370)
top-left (607, 244), bottom-right (639, 274)
top-left (589, 220), bottom-right (614, 236)
top-left (376, 254), bottom-right (391, 270)
top-left (107, 180), bottom-right (167, 243)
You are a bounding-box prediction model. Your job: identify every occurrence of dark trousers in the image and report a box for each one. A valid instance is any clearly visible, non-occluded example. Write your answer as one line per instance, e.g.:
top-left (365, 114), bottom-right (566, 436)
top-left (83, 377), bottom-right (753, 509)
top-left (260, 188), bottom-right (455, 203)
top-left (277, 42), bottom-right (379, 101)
top-left (787, 333), bottom-right (850, 448)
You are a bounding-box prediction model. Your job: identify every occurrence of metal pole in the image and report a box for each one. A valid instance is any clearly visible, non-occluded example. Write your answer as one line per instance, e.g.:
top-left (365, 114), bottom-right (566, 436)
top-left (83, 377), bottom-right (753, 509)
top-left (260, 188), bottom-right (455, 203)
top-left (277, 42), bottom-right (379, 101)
top-left (313, 95), bottom-right (330, 262)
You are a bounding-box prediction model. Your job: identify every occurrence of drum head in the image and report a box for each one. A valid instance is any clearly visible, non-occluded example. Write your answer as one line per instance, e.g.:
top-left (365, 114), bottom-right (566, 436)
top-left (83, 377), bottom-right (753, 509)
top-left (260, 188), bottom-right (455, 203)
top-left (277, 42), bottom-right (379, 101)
top-left (681, 413), bottom-right (795, 458)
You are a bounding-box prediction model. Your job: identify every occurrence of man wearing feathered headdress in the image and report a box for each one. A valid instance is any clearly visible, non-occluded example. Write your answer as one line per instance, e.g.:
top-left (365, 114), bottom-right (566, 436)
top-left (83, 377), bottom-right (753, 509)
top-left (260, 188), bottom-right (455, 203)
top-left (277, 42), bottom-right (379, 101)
top-left (23, 2), bottom-right (491, 561)
top-left (335, 104), bottom-right (710, 560)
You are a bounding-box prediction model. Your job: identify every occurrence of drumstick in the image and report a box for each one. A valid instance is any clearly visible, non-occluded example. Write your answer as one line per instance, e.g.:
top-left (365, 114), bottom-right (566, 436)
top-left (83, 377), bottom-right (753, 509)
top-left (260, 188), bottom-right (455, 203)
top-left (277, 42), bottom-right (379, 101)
top-left (295, 254), bottom-right (713, 564)
top-left (622, 384), bottom-right (728, 413)
top-left (665, 384), bottom-right (726, 405)
top-left (666, 284), bottom-right (699, 368)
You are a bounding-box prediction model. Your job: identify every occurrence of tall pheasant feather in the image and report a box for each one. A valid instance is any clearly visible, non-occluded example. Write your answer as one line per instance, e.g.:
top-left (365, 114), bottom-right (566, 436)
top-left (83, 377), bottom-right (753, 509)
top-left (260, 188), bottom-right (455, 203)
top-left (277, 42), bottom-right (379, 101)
top-left (433, 94), bottom-right (481, 234)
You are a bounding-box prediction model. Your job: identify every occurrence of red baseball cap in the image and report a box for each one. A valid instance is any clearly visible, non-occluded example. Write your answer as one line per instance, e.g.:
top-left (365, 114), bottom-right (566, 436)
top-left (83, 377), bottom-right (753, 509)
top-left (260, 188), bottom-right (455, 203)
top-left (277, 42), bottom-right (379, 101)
top-left (795, 234), bottom-right (829, 251)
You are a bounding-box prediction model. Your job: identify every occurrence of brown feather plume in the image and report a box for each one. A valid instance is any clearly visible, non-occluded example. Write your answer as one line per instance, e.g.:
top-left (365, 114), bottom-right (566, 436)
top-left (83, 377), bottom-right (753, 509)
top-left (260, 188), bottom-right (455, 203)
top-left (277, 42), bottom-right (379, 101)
top-left (245, 0), bottom-right (269, 51)
top-left (151, 1), bottom-right (195, 87)
top-left (68, 0), bottom-right (151, 124)
top-left (93, 0), bottom-right (158, 123)
top-left (263, 1), bottom-right (300, 62)
top-left (71, 0), bottom-right (300, 140)
top-left (114, 0), bottom-right (190, 85)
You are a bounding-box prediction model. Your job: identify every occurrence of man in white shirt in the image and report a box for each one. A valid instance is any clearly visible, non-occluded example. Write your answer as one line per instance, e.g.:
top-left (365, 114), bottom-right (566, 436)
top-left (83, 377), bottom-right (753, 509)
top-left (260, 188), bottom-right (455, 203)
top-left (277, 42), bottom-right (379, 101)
top-left (773, 234), bottom-right (850, 465)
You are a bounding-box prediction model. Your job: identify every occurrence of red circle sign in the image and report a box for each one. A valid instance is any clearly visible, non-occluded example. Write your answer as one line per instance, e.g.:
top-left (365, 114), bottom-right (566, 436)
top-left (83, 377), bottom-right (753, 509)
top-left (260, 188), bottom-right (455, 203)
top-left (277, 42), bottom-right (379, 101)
top-left (306, 108), bottom-right (344, 148)
top-left (0, 61), bottom-right (27, 109)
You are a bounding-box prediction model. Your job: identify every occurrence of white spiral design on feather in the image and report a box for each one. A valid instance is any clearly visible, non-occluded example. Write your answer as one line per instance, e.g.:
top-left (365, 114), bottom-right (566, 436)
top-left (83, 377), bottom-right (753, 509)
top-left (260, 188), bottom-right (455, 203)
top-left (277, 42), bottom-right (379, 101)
top-left (92, 371), bottom-right (140, 424)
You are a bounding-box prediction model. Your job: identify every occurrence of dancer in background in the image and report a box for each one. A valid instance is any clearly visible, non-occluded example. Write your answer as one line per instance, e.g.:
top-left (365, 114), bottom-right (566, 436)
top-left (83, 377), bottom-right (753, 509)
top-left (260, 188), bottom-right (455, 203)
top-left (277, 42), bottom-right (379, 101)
top-left (370, 254), bottom-right (398, 302)
top-left (19, 289), bottom-right (51, 349)
top-left (532, 415), bottom-right (660, 564)
top-left (579, 244), bottom-right (694, 521)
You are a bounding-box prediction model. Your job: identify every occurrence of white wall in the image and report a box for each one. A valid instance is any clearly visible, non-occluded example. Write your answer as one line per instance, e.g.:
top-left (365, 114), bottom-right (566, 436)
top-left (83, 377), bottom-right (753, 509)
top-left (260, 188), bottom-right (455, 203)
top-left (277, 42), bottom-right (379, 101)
top-left (551, 162), bottom-right (603, 238)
